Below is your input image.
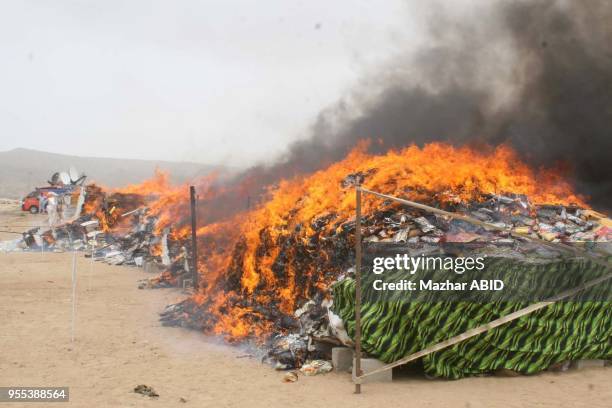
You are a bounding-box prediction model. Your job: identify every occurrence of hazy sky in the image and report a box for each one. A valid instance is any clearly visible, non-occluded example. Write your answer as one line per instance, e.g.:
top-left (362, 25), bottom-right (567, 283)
top-left (0, 1), bottom-right (431, 166)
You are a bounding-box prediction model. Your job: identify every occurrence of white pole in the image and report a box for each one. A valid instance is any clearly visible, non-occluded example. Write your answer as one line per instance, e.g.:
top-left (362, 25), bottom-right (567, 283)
top-left (71, 250), bottom-right (77, 343)
top-left (88, 245), bottom-right (94, 291)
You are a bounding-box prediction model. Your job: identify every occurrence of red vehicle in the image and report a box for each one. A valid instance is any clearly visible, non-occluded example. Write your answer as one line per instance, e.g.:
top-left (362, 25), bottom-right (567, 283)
top-left (22, 191), bottom-right (44, 214)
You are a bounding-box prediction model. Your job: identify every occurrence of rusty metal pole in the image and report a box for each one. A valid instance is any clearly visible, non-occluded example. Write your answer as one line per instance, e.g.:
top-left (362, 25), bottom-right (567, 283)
top-left (354, 185), bottom-right (363, 394)
top-left (189, 186), bottom-right (198, 289)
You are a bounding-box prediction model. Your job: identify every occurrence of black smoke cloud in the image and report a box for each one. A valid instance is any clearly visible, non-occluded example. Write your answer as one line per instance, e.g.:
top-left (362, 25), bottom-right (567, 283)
top-left (497, 0), bottom-right (612, 209)
top-left (204, 0), bottom-right (612, 217)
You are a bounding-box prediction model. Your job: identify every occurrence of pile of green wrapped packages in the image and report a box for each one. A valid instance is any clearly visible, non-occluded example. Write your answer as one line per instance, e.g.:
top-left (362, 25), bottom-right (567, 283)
top-left (332, 256), bottom-right (611, 379)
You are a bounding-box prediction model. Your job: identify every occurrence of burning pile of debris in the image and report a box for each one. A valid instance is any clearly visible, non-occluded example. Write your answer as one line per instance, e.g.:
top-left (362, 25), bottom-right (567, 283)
top-left (4, 171), bottom-right (196, 289)
top-left (159, 190), bottom-right (611, 370)
top-left (155, 144), bottom-right (611, 372)
top-left (2, 145), bottom-right (609, 376)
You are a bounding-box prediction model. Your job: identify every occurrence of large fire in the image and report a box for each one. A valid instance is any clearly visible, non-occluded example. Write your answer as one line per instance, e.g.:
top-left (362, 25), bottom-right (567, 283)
top-left (83, 142), bottom-right (588, 340)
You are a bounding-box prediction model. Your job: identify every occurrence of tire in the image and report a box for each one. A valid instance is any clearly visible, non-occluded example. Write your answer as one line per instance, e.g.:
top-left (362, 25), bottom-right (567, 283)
top-left (29, 206), bottom-right (39, 214)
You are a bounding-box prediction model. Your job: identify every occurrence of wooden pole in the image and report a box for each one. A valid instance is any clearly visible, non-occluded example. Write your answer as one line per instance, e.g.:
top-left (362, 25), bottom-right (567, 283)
top-left (189, 186), bottom-right (198, 289)
top-left (71, 249), bottom-right (77, 343)
top-left (89, 244), bottom-right (94, 291)
top-left (354, 185), bottom-right (363, 394)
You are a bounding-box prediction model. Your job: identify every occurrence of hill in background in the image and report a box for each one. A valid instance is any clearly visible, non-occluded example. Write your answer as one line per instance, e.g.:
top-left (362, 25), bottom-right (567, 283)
top-left (0, 148), bottom-right (227, 199)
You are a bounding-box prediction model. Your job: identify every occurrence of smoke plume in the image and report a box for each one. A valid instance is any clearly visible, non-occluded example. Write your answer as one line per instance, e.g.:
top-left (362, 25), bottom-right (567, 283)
top-left (205, 0), bottom-right (612, 216)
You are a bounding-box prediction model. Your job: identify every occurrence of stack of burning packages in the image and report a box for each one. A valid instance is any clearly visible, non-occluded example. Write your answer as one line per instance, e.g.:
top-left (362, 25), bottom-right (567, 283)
top-left (14, 185), bottom-right (193, 289)
top-left (159, 171), bottom-right (611, 376)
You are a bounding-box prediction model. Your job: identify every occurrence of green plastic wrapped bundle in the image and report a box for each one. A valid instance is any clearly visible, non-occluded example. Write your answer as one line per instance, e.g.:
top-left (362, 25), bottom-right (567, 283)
top-left (332, 257), bottom-right (611, 379)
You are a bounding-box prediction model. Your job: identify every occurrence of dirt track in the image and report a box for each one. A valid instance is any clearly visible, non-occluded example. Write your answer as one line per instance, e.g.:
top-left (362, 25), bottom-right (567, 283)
top-left (0, 207), bottom-right (611, 407)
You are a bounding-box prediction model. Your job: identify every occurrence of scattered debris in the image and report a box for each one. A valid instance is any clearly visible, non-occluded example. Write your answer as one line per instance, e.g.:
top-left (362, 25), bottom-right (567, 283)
top-left (282, 371), bottom-right (299, 383)
top-left (133, 384), bottom-right (159, 398)
top-left (300, 360), bottom-right (333, 376)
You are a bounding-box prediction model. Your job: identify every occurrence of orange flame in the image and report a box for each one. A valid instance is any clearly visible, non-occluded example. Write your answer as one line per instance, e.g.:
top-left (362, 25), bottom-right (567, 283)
top-left (196, 142), bottom-right (587, 340)
top-left (82, 143), bottom-right (590, 341)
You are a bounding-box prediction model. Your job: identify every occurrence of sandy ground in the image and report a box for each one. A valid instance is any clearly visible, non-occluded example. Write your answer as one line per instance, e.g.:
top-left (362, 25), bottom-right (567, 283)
top-left (1, 206), bottom-right (611, 407)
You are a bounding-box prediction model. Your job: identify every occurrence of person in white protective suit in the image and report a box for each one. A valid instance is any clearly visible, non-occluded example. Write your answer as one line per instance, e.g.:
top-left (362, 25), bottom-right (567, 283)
top-left (47, 193), bottom-right (59, 229)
